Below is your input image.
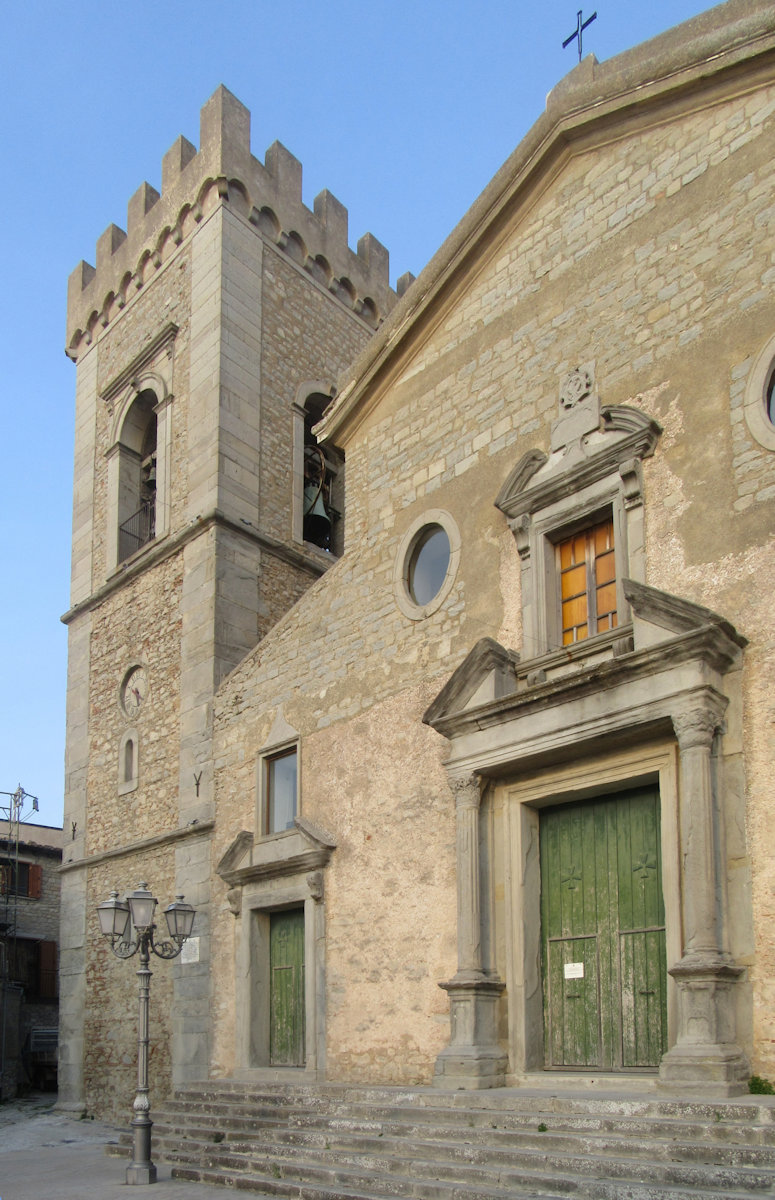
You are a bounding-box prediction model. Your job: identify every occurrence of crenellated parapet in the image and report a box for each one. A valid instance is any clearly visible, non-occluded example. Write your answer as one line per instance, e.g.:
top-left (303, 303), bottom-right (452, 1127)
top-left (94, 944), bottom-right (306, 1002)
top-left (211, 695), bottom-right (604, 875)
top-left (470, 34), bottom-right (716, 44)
top-left (66, 86), bottom-right (396, 360)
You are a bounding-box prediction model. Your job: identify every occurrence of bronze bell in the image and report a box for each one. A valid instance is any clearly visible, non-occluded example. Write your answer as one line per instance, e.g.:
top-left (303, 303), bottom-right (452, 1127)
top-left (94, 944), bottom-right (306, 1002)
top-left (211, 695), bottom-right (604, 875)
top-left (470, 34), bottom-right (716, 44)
top-left (303, 485), bottom-right (330, 544)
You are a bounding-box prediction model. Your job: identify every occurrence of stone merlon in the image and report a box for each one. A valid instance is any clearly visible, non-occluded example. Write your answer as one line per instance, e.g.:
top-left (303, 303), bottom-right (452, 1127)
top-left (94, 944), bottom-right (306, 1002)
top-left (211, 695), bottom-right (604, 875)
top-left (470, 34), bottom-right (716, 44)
top-left (66, 85), bottom-right (396, 359)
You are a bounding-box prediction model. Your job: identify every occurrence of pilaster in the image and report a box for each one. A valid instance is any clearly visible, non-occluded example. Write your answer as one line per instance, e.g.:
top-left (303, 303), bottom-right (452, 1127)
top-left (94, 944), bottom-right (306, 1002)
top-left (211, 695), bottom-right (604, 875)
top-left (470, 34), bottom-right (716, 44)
top-left (434, 772), bottom-right (507, 1089)
top-left (659, 697), bottom-right (749, 1095)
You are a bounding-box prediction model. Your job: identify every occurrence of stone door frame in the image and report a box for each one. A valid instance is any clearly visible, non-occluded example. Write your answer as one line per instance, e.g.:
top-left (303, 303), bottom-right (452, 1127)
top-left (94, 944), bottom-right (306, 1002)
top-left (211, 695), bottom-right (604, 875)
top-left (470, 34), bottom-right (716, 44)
top-left (498, 742), bottom-right (681, 1081)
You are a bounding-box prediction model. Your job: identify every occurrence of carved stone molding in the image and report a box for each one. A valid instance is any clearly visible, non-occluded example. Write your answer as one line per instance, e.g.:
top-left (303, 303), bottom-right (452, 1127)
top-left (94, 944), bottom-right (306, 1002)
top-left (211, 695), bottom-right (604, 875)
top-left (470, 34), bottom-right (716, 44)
top-left (511, 514), bottom-right (531, 559)
top-left (619, 456), bottom-right (643, 509)
top-left (447, 772), bottom-right (482, 809)
top-left (306, 870), bottom-right (324, 902)
top-left (672, 703), bottom-right (725, 750)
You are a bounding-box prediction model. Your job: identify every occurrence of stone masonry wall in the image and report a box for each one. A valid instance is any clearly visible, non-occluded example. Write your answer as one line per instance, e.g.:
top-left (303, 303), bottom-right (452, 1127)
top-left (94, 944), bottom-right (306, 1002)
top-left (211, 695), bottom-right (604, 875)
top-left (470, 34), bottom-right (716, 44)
top-left (83, 848), bottom-right (176, 1124)
top-left (258, 249), bottom-right (372, 544)
top-left (85, 554), bottom-right (183, 856)
top-left (211, 79), bottom-right (775, 1081)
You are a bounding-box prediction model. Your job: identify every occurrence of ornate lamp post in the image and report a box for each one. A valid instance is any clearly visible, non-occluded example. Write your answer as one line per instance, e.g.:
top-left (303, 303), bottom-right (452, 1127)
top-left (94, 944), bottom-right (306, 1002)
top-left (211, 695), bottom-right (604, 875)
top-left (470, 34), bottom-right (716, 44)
top-left (97, 883), bottom-right (195, 1185)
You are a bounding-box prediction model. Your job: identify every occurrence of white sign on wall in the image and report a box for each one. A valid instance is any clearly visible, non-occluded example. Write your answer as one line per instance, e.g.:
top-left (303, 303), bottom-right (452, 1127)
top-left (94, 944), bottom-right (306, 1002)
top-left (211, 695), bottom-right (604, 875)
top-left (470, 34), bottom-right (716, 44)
top-left (564, 961), bottom-right (584, 980)
top-left (181, 937), bottom-right (200, 964)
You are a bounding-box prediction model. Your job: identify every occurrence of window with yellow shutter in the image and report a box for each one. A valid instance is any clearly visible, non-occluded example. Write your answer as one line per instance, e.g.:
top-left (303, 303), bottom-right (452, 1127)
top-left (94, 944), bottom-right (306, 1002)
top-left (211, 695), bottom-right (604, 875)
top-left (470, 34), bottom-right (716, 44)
top-left (557, 517), bottom-right (617, 646)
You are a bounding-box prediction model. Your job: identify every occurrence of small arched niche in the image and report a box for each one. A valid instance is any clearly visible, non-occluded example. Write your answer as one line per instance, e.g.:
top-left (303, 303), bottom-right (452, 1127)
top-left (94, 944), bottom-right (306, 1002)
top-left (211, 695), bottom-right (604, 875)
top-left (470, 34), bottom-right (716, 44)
top-left (118, 728), bottom-right (139, 795)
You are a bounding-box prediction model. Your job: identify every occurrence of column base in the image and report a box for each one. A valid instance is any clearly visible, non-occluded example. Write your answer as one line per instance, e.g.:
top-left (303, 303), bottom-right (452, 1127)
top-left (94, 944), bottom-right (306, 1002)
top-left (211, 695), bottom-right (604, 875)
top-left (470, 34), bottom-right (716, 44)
top-left (659, 953), bottom-right (749, 1096)
top-left (434, 975), bottom-right (508, 1090)
top-left (659, 1043), bottom-right (749, 1097)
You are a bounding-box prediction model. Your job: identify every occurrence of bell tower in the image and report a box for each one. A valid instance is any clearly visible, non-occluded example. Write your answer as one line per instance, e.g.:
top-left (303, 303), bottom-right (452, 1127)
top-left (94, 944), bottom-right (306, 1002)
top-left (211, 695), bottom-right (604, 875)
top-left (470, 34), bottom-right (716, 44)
top-left (59, 86), bottom-right (395, 1116)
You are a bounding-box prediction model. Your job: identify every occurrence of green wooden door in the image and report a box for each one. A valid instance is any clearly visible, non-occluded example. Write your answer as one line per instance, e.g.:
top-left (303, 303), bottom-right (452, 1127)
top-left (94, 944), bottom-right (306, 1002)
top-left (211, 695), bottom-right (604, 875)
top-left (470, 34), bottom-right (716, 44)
top-left (540, 787), bottom-right (667, 1070)
top-left (269, 908), bottom-right (305, 1066)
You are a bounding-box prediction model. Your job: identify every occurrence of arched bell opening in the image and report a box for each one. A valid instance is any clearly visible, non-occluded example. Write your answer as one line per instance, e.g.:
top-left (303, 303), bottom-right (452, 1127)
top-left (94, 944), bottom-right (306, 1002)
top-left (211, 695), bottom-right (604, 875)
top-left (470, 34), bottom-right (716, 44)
top-left (301, 392), bottom-right (344, 556)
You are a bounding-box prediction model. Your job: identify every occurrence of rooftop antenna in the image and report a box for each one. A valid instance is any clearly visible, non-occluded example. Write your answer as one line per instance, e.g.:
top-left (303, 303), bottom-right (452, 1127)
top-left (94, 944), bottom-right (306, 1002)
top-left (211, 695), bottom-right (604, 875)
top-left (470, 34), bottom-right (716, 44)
top-left (563, 9), bottom-right (597, 62)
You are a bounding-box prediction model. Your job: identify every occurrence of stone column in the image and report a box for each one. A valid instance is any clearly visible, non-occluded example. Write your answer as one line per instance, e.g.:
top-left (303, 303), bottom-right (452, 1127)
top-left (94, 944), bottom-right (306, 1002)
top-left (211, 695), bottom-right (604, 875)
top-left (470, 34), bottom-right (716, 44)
top-left (659, 698), bottom-right (749, 1095)
top-left (434, 772), bottom-right (507, 1089)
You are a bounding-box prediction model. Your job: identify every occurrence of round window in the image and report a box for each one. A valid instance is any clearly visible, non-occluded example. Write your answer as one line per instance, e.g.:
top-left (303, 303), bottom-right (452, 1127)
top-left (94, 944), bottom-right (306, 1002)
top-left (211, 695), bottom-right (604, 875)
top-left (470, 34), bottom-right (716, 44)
top-left (407, 524), bottom-right (451, 606)
top-left (393, 510), bottom-right (461, 620)
top-left (743, 335), bottom-right (775, 451)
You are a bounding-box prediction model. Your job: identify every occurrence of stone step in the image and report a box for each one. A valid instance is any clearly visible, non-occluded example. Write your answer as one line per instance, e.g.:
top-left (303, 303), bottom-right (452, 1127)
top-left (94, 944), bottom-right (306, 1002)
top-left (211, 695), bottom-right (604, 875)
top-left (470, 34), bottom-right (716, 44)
top-left (147, 1120), bottom-right (775, 1169)
top-left (154, 1132), bottom-right (775, 1191)
top-left (171, 1081), bottom-right (775, 1127)
top-left (172, 1163), bottom-right (572, 1200)
top-left (171, 1156), bottom-right (775, 1200)
top-left (116, 1080), bottom-right (775, 1199)
top-left (158, 1095), bottom-right (775, 1149)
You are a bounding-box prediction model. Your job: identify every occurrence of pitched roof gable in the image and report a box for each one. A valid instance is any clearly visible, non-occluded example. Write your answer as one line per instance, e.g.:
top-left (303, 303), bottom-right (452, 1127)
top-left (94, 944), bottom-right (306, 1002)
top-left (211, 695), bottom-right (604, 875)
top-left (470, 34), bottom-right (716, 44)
top-left (316, 0), bottom-right (775, 447)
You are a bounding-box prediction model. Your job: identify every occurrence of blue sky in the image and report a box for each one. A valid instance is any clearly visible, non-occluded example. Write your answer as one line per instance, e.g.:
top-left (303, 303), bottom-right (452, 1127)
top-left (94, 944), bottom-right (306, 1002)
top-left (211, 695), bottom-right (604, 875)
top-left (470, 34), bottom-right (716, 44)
top-left (0, 0), bottom-right (714, 827)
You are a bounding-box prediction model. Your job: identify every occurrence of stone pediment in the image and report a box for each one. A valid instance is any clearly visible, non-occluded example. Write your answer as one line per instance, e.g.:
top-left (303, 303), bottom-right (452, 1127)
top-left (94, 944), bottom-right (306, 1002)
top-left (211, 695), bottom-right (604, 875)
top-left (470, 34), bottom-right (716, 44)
top-left (624, 578), bottom-right (747, 658)
top-left (424, 583), bottom-right (745, 739)
top-left (217, 815), bottom-right (336, 887)
top-left (495, 405), bottom-right (661, 522)
top-left (422, 638), bottom-right (519, 727)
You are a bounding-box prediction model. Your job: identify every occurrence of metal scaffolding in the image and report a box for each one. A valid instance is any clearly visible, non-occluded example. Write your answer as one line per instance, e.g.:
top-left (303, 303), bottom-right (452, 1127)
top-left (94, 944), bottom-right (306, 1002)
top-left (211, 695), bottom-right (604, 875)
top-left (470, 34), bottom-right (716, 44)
top-left (0, 785), bottom-right (39, 1098)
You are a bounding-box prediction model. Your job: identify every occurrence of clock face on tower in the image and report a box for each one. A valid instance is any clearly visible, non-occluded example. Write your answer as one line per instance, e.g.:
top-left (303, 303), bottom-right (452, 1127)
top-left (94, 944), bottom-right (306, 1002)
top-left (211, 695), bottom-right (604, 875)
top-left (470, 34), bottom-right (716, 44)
top-left (121, 666), bottom-right (148, 717)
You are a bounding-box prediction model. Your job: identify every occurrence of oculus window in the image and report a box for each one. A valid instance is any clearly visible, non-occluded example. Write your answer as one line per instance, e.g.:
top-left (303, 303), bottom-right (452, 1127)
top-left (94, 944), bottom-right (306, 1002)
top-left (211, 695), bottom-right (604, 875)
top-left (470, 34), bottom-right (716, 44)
top-left (407, 524), bottom-right (450, 606)
top-left (742, 333), bottom-right (775, 451)
top-left (393, 510), bottom-right (462, 620)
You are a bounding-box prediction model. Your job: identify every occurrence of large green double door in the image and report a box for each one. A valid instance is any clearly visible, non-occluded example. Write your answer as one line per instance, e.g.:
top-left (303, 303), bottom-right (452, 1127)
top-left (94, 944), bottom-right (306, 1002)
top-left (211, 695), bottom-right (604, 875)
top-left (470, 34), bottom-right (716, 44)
top-left (540, 787), bottom-right (667, 1070)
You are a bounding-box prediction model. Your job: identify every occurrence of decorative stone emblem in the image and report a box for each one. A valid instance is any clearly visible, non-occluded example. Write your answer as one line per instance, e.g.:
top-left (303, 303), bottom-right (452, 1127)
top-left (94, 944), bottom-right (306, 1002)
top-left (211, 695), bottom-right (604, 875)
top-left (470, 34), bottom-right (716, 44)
top-left (559, 367), bottom-right (594, 410)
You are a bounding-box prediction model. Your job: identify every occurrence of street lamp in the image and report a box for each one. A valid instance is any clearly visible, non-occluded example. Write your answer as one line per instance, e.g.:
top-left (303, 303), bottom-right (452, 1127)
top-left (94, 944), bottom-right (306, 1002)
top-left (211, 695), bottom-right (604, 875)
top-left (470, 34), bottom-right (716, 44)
top-left (97, 883), bottom-right (195, 1185)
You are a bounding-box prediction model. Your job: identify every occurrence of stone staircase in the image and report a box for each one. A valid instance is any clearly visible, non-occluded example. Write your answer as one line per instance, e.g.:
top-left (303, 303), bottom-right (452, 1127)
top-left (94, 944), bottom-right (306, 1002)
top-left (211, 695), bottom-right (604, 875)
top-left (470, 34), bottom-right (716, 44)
top-left (111, 1079), bottom-right (775, 1198)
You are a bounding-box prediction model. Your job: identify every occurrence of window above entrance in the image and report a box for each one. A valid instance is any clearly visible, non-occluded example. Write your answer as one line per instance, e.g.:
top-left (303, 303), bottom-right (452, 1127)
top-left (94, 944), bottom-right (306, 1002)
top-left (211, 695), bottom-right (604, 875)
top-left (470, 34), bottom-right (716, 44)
top-left (557, 516), bottom-right (617, 646)
top-left (495, 363), bottom-right (660, 660)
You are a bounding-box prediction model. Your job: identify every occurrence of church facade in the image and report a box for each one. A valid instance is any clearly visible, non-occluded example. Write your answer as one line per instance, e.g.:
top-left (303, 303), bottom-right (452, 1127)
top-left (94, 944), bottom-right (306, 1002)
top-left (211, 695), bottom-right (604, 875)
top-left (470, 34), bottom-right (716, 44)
top-left (61, 0), bottom-right (775, 1121)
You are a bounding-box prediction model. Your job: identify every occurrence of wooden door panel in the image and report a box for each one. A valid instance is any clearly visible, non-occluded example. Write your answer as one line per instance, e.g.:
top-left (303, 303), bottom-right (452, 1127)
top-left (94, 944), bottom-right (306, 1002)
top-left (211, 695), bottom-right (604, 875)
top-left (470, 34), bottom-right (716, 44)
top-left (547, 937), bottom-right (600, 1067)
top-left (540, 787), bottom-right (665, 1071)
top-left (620, 929), bottom-right (668, 1067)
top-left (269, 909), bottom-right (305, 1067)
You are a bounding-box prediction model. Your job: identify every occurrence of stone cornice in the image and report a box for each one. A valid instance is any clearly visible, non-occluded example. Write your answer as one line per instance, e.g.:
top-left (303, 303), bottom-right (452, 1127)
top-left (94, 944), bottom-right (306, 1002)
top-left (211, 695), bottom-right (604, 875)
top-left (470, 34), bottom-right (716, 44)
top-left (59, 819), bottom-right (214, 873)
top-left (219, 848), bottom-right (332, 888)
top-left (216, 817), bottom-right (336, 888)
top-left (317, 2), bottom-right (775, 446)
top-left (425, 624), bottom-right (743, 742)
top-left (61, 508), bottom-right (333, 626)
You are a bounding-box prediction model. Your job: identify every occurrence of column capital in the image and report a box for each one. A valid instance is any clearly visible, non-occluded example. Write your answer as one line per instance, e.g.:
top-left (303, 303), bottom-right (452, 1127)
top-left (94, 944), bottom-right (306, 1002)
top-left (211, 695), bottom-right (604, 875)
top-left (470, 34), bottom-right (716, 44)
top-left (446, 771), bottom-right (482, 808)
top-left (672, 698), bottom-right (726, 750)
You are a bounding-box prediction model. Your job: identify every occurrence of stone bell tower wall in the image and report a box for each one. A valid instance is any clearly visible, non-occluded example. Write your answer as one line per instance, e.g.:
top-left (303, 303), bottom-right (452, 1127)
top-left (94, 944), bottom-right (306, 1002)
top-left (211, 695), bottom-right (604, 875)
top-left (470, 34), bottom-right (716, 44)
top-left (66, 85), bottom-right (395, 362)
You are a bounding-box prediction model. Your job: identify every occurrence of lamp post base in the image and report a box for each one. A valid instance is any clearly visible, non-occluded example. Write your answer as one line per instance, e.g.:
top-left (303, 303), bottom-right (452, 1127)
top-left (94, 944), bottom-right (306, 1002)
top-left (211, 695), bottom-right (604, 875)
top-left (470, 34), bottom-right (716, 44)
top-left (126, 1113), bottom-right (157, 1185)
top-left (126, 1162), bottom-right (157, 1185)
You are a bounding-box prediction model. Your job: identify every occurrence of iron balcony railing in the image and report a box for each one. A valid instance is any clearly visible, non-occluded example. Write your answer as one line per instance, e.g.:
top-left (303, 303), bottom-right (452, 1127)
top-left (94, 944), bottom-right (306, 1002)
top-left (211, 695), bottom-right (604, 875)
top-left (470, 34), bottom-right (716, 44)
top-left (118, 498), bottom-right (156, 562)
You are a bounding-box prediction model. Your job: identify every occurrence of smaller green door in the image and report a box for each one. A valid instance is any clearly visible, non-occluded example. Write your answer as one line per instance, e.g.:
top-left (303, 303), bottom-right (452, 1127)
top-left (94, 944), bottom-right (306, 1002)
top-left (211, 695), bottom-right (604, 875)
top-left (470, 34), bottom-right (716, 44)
top-left (269, 908), bottom-right (305, 1066)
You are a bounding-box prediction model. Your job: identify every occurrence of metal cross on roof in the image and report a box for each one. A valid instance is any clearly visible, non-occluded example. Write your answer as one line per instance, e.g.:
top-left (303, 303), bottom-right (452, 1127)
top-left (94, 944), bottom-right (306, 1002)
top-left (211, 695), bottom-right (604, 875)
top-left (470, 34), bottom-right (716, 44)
top-left (563, 9), bottom-right (598, 62)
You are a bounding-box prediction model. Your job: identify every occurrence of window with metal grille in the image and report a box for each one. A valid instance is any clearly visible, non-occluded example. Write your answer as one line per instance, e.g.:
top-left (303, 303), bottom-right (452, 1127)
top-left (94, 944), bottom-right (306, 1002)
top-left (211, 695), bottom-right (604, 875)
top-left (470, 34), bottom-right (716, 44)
top-left (557, 517), bottom-right (617, 645)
